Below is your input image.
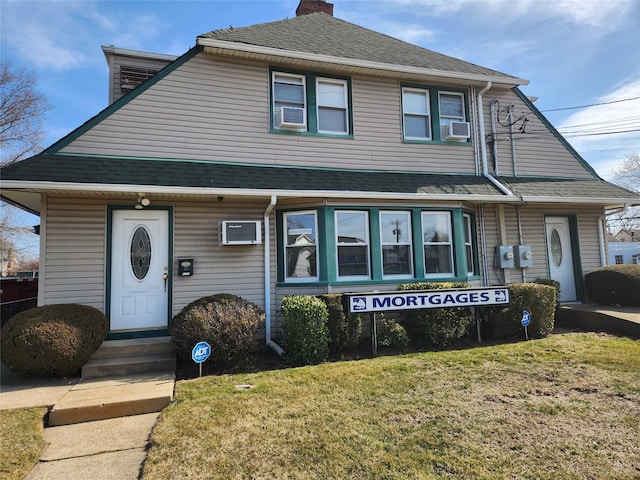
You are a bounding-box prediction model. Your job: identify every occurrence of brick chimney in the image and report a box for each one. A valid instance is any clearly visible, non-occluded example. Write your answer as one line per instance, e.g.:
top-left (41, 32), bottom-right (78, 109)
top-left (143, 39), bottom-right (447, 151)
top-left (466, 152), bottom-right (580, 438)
top-left (296, 0), bottom-right (334, 16)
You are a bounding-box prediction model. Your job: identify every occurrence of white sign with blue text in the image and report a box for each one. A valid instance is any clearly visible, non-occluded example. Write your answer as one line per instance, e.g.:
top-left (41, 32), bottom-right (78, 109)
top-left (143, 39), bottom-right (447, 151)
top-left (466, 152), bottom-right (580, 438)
top-left (348, 287), bottom-right (510, 314)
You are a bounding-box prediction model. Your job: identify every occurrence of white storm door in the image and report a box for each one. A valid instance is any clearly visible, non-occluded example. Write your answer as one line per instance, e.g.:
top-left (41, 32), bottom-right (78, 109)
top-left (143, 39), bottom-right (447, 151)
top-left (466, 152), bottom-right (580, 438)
top-left (545, 216), bottom-right (577, 302)
top-left (110, 209), bottom-right (169, 331)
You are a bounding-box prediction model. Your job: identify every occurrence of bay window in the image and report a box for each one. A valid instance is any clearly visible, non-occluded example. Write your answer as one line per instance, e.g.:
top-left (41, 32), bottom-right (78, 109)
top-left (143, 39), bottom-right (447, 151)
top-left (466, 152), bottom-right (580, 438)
top-left (422, 212), bottom-right (453, 276)
top-left (380, 211), bottom-right (413, 277)
top-left (336, 211), bottom-right (370, 279)
top-left (284, 211), bottom-right (318, 281)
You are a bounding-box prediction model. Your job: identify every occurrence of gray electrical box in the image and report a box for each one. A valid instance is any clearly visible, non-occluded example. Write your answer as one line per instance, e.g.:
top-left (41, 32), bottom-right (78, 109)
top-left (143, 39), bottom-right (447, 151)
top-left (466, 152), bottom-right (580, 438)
top-left (496, 245), bottom-right (515, 269)
top-left (514, 245), bottom-right (533, 268)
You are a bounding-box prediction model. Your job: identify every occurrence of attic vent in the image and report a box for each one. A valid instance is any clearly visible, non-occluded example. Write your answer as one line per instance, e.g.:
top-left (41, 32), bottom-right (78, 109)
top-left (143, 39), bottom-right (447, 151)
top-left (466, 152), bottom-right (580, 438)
top-left (120, 66), bottom-right (158, 91)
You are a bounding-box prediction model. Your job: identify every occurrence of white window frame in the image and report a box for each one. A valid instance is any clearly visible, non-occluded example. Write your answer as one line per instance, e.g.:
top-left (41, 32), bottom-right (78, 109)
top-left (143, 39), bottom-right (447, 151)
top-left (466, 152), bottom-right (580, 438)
top-left (380, 211), bottom-right (413, 279)
top-left (316, 77), bottom-right (349, 135)
top-left (438, 91), bottom-right (466, 126)
top-left (272, 72), bottom-right (307, 131)
top-left (422, 211), bottom-right (454, 277)
top-left (463, 213), bottom-right (475, 275)
top-left (335, 210), bottom-right (371, 280)
top-left (283, 210), bottom-right (318, 282)
top-left (402, 87), bottom-right (431, 140)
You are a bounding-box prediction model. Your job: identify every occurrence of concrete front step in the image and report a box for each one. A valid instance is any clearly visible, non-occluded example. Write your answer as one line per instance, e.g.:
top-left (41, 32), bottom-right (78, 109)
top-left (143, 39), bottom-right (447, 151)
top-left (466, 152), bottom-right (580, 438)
top-left (48, 372), bottom-right (175, 427)
top-left (82, 353), bottom-right (176, 379)
top-left (81, 337), bottom-right (176, 379)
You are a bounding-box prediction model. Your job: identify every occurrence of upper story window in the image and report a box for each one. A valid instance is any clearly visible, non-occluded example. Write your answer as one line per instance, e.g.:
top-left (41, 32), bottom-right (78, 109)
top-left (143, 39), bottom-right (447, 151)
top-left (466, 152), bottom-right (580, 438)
top-left (402, 86), bottom-right (470, 143)
top-left (284, 211), bottom-right (318, 281)
top-left (380, 211), bottom-right (413, 278)
top-left (336, 211), bottom-right (370, 279)
top-left (422, 211), bottom-right (454, 276)
top-left (402, 88), bottom-right (431, 140)
top-left (271, 69), bottom-right (352, 136)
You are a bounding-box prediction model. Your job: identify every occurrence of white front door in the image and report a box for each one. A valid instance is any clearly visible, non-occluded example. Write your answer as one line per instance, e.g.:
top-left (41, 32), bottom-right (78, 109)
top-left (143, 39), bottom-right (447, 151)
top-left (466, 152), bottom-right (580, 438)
top-left (545, 216), bottom-right (577, 302)
top-left (110, 209), bottom-right (170, 332)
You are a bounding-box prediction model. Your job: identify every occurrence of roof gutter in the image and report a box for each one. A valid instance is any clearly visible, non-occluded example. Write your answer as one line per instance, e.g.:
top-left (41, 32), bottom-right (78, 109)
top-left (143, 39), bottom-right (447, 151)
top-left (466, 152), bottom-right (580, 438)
top-left (476, 82), bottom-right (517, 198)
top-left (197, 38), bottom-right (528, 87)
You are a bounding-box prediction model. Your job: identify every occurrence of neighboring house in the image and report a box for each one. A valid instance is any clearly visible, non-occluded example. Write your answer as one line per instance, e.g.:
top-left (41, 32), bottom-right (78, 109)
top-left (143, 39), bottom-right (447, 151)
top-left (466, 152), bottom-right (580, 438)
top-left (613, 229), bottom-right (640, 243)
top-left (608, 228), bottom-right (640, 265)
top-left (2, 1), bottom-right (639, 347)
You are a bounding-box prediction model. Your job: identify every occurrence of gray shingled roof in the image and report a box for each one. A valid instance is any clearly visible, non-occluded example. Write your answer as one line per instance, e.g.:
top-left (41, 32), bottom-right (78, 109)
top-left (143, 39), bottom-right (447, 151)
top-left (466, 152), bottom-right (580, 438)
top-left (199, 12), bottom-right (521, 83)
top-left (499, 176), bottom-right (640, 201)
top-left (1, 154), bottom-right (502, 197)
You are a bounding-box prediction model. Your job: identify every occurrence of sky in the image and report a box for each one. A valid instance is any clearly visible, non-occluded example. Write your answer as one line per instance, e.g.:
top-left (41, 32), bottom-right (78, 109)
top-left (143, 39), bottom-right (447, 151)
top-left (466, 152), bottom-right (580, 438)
top-left (1, 0), bottom-right (639, 257)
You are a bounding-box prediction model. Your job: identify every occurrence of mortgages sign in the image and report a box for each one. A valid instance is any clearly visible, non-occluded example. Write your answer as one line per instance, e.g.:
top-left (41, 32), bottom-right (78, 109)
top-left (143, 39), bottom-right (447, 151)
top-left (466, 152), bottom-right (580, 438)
top-left (347, 287), bottom-right (509, 314)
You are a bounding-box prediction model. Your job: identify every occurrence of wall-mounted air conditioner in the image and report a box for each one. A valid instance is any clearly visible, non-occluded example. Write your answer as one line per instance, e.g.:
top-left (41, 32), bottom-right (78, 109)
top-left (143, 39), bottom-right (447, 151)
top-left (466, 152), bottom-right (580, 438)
top-left (275, 107), bottom-right (306, 129)
top-left (220, 221), bottom-right (262, 245)
top-left (443, 121), bottom-right (470, 141)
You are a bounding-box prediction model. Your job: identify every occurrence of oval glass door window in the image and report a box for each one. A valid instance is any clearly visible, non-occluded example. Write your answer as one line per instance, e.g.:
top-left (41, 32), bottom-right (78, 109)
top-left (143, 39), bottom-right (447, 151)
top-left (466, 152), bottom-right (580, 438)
top-left (131, 226), bottom-right (152, 279)
top-left (550, 228), bottom-right (562, 267)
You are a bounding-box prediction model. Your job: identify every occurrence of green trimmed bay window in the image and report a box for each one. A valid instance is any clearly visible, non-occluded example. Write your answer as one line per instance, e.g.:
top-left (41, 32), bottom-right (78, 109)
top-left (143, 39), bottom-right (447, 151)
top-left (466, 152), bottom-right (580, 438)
top-left (277, 207), bottom-right (477, 284)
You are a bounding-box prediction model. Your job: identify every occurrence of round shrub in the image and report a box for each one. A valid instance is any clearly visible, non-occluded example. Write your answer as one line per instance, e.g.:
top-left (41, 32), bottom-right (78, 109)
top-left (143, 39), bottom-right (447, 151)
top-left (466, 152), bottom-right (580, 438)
top-left (376, 317), bottom-right (409, 349)
top-left (398, 282), bottom-right (473, 346)
top-left (318, 294), bottom-right (362, 354)
top-left (170, 294), bottom-right (264, 370)
top-left (483, 283), bottom-right (556, 339)
top-left (1, 304), bottom-right (108, 376)
top-left (281, 295), bottom-right (329, 365)
top-left (585, 264), bottom-right (640, 306)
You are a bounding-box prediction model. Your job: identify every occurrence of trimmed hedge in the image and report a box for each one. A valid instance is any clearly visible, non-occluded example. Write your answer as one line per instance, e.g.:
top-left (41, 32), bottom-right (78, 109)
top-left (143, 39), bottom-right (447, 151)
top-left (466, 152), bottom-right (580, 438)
top-left (376, 317), bottom-right (409, 349)
top-left (281, 295), bottom-right (329, 365)
top-left (318, 294), bottom-right (362, 354)
top-left (1, 304), bottom-right (108, 376)
top-left (585, 264), bottom-right (640, 306)
top-left (170, 294), bottom-right (264, 370)
top-left (532, 277), bottom-right (561, 306)
top-left (397, 282), bottom-right (473, 346)
top-left (483, 283), bottom-right (556, 339)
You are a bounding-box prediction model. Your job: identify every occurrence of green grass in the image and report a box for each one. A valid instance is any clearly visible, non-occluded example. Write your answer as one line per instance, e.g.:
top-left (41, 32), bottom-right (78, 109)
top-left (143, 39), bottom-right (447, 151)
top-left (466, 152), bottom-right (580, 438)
top-left (143, 333), bottom-right (640, 479)
top-left (0, 407), bottom-right (46, 480)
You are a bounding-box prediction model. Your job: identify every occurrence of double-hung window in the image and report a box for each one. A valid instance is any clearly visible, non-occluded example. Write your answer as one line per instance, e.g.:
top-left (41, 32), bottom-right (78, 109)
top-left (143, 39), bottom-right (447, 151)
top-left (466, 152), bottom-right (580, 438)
top-left (380, 211), bottom-right (413, 277)
top-left (273, 73), bottom-right (307, 130)
top-left (284, 211), bottom-right (318, 281)
top-left (402, 88), bottom-right (431, 140)
top-left (336, 211), bottom-right (370, 279)
top-left (422, 212), bottom-right (453, 276)
top-left (317, 78), bottom-right (348, 134)
top-left (439, 91), bottom-right (466, 139)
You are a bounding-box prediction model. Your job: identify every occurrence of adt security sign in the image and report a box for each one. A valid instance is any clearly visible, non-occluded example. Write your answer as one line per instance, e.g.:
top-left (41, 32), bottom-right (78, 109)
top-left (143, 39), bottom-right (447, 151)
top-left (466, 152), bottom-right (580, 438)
top-left (521, 310), bottom-right (531, 327)
top-left (192, 341), bottom-right (211, 364)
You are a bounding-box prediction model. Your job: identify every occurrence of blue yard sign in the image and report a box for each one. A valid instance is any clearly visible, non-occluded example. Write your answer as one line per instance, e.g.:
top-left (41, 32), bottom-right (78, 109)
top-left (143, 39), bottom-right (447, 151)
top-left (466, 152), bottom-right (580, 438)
top-left (192, 341), bottom-right (211, 376)
top-left (521, 310), bottom-right (531, 340)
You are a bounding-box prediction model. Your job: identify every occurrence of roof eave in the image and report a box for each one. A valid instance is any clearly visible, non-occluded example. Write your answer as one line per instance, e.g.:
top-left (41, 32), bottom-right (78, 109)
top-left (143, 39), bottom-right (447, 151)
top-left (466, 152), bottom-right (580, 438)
top-left (197, 38), bottom-right (528, 88)
top-left (1, 180), bottom-right (510, 203)
top-left (520, 195), bottom-right (640, 207)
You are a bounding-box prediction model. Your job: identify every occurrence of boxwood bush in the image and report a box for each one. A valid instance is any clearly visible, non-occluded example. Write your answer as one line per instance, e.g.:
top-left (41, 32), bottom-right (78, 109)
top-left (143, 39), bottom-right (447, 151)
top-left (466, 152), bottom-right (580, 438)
top-left (483, 283), bottom-right (556, 339)
top-left (397, 282), bottom-right (473, 346)
top-left (376, 316), bottom-right (410, 349)
top-left (281, 295), bottom-right (329, 365)
top-left (318, 294), bottom-right (362, 354)
top-left (1, 304), bottom-right (108, 376)
top-left (170, 294), bottom-right (264, 370)
top-left (532, 277), bottom-right (561, 306)
top-left (585, 264), bottom-right (640, 306)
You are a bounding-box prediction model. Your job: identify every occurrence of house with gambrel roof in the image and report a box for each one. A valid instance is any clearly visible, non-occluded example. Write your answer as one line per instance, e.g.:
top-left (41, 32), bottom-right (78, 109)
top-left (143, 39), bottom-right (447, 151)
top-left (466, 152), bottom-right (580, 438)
top-left (2, 0), bottom-right (638, 349)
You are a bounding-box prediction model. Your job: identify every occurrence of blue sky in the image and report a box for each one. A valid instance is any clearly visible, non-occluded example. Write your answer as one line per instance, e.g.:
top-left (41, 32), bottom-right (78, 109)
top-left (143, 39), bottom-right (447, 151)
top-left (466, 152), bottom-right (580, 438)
top-left (2, 0), bottom-right (639, 257)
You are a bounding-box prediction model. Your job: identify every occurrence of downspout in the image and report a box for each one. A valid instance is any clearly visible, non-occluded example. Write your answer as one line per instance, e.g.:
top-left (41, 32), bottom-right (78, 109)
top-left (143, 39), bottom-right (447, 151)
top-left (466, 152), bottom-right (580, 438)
top-left (476, 82), bottom-right (515, 197)
top-left (516, 204), bottom-right (526, 283)
top-left (264, 195), bottom-right (285, 357)
top-left (490, 99), bottom-right (499, 175)
top-left (597, 215), bottom-right (608, 266)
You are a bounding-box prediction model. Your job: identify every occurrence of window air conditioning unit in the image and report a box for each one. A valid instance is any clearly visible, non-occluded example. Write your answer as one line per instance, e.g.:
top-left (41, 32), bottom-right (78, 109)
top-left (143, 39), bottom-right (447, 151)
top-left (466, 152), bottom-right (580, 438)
top-left (220, 221), bottom-right (262, 245)
top-left (275, 107), bottom-right (306, 129)
top-left (443, 121), bottom-right (470, 141)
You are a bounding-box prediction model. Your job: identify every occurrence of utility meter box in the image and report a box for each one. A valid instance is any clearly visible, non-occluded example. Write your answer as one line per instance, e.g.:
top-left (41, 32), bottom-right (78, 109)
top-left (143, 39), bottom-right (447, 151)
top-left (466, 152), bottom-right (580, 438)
top-left (496, 245), bottom-right (515, 269)
top-left (514, 245), bottom-right (533, 268)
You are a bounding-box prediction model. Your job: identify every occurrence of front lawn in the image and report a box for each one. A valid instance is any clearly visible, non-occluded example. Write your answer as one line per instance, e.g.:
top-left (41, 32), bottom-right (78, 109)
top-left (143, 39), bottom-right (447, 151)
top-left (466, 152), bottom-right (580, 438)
top-left (143, 333), bottom-right (640, 479)
top-left (0, 407), bottom-right (46, 480)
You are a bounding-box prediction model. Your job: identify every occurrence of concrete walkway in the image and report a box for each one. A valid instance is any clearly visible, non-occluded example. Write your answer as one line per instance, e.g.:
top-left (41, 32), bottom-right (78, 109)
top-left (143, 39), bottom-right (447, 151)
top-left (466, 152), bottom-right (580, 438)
top-left (1, 363), bottom-right (174, 480)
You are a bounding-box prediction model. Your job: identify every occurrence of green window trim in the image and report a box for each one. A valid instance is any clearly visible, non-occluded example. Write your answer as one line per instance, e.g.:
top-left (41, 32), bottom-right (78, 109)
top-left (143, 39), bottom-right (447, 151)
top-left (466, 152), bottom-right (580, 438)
top-left (270, 67), bottom-right (354, 137)
top-left (401, 84), bottom-right (471, 144)
top-left (277, 206), bottom-right (478, 286)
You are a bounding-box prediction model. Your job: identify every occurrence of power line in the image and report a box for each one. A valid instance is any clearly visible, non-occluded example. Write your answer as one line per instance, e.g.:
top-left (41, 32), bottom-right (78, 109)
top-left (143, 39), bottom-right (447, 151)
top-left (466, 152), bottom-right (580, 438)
top-left (539, 96), bottom-right (640, 113)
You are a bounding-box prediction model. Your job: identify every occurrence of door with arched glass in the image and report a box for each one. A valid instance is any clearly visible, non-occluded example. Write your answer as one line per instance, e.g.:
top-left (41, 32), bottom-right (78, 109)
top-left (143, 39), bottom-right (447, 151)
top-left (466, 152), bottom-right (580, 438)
top-left (109, 208), bottom-right (170, 332)
top-left (545, 216), bottom-right (577, 302)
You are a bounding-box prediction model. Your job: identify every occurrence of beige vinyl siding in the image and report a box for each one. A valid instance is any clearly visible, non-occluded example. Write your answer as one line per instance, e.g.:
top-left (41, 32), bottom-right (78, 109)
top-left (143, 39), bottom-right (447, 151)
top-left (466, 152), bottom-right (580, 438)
top-left (61, 55), bottom-right (476, 174)
top-left (43, 197), bottom-right (106, 309)
top-left (480, 88), bottom-right (594, 179)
